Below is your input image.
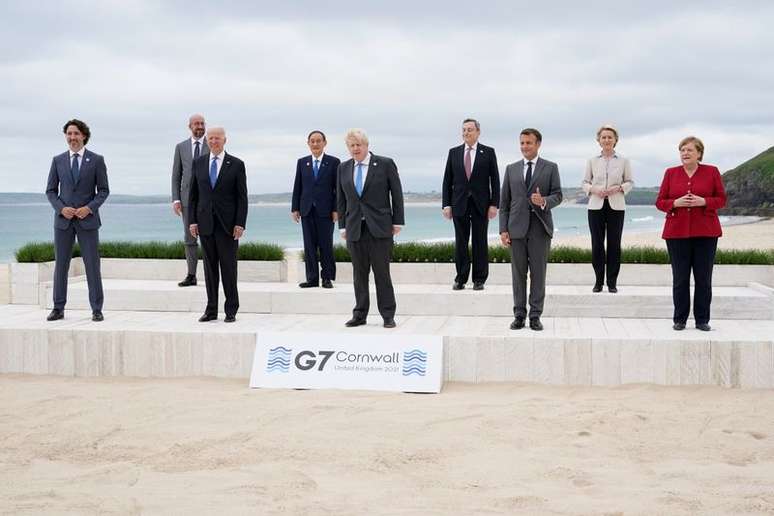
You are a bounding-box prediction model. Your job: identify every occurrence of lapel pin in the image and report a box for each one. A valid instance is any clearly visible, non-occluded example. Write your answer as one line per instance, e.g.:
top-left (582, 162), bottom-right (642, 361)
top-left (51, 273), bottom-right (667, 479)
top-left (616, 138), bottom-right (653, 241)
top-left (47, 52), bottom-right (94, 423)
top-left (479, 150), bottom-right (483, 154)
top-left (306, 162), bottom-right (310, 166)
top-left (373, 162), bottom-right (378, 167)
top-left (86, 157), bottom-right (91, 162)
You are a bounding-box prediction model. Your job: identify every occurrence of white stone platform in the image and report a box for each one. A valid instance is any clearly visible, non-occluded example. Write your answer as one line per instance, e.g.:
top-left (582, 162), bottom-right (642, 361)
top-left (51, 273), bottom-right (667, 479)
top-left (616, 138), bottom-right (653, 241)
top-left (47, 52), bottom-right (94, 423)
top-left (1, 305), bottom-right (773, 388)
top-left (41, 277), bottom-right (774, 320)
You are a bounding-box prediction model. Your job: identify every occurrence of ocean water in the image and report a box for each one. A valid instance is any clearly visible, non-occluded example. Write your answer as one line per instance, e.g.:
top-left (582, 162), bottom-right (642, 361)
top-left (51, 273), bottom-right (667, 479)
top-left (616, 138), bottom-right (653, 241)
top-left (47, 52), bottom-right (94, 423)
top-left (0, 202), bottom-right (736, 262)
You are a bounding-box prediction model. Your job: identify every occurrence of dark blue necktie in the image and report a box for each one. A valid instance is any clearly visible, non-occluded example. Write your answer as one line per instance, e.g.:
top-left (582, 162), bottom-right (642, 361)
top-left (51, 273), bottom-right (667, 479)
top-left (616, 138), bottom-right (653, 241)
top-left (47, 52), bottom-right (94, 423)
top-left (71, 154), bottom-right (80, 184)
top-left (313, 159), bottom-right (320, 180)
top-left (209, 157), bottom-right (218, 188)
top-left (525, 161), bottom-right (533, 188)
top-left (194, 140), bottom-right (201, 160)
top-left (355, 162), bottom-right (364, 196)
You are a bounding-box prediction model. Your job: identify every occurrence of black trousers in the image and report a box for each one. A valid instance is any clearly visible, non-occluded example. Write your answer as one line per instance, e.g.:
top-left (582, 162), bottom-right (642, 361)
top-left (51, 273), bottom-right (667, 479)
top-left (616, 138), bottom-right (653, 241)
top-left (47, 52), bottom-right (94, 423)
top-left (200, 223), bottom-right (239, 317)
top-left (452, 198), bottom-right (489, 284)
top-left (666, 237), bottom-right (718, 325)
top-left (301, 206), bottom-right (336, 283)
top-left (587, 199), bottom-right (625, 288)
top-left (347, 221), bottom-right (395, 320)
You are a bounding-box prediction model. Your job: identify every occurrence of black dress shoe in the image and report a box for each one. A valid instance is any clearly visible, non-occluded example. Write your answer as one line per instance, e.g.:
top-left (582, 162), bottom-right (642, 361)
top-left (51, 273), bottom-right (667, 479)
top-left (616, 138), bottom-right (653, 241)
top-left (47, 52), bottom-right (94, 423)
top-left (322, 279), bottom-right (333, 289)
top-left (345, 317), bottom-right (367, 327)
top-left (383, 318), bottom-right (396, 328)
top-left (452, 282), bottom-right (465, 291)
top-left (178, 275), bottom-right (197, 287)
top-left (224, 315), bottom-right (236, 323)
top-left (46, 309), bottom-right (64, 321)
top-left (510, 316), bottom-right (525, 330)
top-left (529, 318), bottom-right (543, 331)
top-left (608, 286), bottom-right (618, 293)
top-left (695, 323), bottom-right (711, 331)
top-left (673, 322), bottom-right (686, 331)
top-left (198, 313), bottom-right (217, 322)
top-left (592, 285), bottom-right (603, 293)
top-left (299, 281), bottom-right (319, 288)
top-left (92, 311), bottom-right (104, 322)
top-left (473, 282), bottom-right (484, 291)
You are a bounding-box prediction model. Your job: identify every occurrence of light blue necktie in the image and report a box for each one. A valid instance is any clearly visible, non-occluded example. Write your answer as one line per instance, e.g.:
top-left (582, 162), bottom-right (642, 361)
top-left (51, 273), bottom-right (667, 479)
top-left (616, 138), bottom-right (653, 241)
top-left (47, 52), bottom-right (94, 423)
top-left (209, 157), bottom-right (218, 188)
top-left (313, 159), bottom-right (320, 180)
top-left (355, 162), bottom-right (363, 196)
top-left (71, 153), bottom-right (80, 184)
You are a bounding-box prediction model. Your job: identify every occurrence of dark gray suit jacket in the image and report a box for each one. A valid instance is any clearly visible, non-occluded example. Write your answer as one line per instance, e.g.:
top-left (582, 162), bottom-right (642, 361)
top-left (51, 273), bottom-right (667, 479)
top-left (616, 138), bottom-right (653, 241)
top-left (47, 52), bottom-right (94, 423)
top-left (499, 157), bottom-right (562, 238)
top-left (337, 153), bottom-right (405, 242)
top-left (45, 149), bottom-right (109, 230)
top-left (172, 138), bottom-right (209, 206)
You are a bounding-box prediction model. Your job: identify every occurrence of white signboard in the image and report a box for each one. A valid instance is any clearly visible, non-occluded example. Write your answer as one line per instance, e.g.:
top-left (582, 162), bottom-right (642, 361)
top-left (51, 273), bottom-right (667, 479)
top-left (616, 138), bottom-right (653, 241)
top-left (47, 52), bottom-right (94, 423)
top-left (250, 332), bottom-right (443, 393)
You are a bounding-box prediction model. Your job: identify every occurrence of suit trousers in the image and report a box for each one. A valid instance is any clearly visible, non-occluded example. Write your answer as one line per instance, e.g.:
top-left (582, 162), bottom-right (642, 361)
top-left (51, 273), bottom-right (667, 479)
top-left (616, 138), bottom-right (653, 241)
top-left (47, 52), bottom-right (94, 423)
top-left (301, 206), bottom-right (336, 283)
top-left (452, 198), bottom-right (489, 284)
top-left (587, 199), bottom-right (625, 288)
top-left (666, 237), bottom-right (717, 325)
top-left (181, 204), bottom-right (198, 276)
top-left (53, 223), bottom-right (104, 312)
top-left (347, 221), bottom-right (395, 320)
top-left (200, 223), bottom-right (239, 317)
top-left (509, 212), bottom-right (552, 319)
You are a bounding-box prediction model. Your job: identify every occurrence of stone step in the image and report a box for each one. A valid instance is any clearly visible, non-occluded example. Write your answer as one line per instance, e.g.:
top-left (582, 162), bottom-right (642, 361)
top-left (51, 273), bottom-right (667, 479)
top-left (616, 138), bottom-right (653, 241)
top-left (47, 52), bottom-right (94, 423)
top-left (1, 305), bottom-right (773, 388)
top-left (41, 278), bottom-right (774, 320)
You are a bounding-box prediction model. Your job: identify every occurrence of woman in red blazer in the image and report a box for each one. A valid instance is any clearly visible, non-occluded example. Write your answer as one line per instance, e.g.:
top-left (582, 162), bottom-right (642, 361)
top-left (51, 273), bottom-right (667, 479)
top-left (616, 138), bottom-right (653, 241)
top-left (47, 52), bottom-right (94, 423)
top-left (656, 136), bottom-right (726, 331)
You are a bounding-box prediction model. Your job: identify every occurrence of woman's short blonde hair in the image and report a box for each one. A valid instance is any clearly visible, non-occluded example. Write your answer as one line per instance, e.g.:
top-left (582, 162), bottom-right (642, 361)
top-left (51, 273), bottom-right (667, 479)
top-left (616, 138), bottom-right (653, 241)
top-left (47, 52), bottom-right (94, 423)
top-left (679, 136), bottom-right (704, 161)
top-left (345, 128), bottom-right (369, 146)
top-left (596, 124), bottom-right (619, 146)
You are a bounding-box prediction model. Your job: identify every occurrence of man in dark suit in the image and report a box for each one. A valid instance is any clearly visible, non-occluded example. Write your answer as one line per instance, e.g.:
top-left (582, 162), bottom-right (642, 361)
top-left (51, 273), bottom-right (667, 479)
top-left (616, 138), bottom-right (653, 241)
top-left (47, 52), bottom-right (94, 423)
top-left (45, 119), bottom-right (110, 321)
top-left (499, 128), bottom-right (562, 331)
top-left (291, 130), bottom-right (340, 288)
top-left (337, 129), bottom-right (405, 328)
top-left (171, 114), bottom-right (209, 287)
top-left (188, 127), bottom-right (248, 323)
top-left (442, 118), bottom-right (500, 291)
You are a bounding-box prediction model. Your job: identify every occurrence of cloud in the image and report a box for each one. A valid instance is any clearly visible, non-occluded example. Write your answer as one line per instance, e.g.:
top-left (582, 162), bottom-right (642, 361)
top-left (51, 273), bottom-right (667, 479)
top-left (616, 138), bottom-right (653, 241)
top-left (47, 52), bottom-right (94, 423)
top-left (1, 0), bottom-right (773, 195)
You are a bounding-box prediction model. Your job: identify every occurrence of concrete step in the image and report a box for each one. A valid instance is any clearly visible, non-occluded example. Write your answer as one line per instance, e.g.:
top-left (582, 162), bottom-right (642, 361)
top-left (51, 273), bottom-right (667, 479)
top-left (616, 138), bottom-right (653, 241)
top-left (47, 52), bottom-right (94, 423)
top-left (2, 305), bottom-right (773, 387)
top-left (41, 278), bottom-right (774, 320)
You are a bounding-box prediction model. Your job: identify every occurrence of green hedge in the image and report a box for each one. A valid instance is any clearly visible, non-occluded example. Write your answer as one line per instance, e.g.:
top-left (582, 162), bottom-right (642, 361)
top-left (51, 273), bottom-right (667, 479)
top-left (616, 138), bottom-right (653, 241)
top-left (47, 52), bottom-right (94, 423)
top-left (15, 241), bottom-right (284, 263)
top-left (328, 243), bottom-right (774, 265)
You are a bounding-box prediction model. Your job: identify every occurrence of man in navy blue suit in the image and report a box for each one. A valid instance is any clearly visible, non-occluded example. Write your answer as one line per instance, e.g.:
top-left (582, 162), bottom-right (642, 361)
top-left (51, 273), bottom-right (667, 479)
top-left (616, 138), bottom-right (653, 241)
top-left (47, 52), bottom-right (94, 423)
top-left (45, 119), bottom-right (110, 321)
top-left (291, 130), bottom-right (340, 288)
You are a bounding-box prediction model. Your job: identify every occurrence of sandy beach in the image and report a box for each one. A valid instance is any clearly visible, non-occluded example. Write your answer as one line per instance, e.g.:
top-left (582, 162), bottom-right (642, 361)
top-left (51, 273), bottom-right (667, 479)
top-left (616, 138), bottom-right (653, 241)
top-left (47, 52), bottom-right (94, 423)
top-left (1, 375), bottom-right (773, 515)
top-left (553, 216), bottom-right (774, 250)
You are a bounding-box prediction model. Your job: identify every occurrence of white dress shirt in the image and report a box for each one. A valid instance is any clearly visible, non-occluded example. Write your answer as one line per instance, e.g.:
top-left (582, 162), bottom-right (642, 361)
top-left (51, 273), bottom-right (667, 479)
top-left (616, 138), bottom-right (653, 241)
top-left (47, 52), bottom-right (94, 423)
top-left (69, 147), bottom-right (86, 166)
top-left (522, 156), bottom-right (539, 183)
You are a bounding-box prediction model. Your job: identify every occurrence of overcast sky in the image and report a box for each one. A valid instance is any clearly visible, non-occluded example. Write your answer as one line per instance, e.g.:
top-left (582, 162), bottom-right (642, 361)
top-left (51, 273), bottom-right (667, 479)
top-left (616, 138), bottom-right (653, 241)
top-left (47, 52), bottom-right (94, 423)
top-left (2, 0), bottom-right (773, 195)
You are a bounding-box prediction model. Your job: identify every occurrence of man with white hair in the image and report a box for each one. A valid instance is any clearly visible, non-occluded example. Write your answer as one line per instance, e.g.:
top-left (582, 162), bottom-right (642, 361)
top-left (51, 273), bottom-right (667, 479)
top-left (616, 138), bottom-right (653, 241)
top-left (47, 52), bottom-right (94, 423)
top-left (188, 127), bottom-right (248, 323)
top-left (171, 114), bottom-right (209, 287)
top-left (337, 129), bottom-right (405, 328)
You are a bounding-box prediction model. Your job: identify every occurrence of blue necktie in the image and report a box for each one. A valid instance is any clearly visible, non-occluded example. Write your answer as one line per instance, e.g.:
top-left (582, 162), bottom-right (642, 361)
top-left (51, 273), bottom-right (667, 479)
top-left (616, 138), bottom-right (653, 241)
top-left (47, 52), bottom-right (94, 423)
top-left (71, 154), bottom-right (80, 184)
top-left (209, 157), bottom-right (218, 188)
top-left (313, 159), bottom-right (320, 180)
top-left (355, 162), bottom-right (363, 196)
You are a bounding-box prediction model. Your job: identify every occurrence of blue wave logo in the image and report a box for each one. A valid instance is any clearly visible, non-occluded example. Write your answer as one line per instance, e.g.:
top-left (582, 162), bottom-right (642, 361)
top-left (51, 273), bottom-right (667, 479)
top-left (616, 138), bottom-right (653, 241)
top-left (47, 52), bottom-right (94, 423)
top-left (402, 349), bottom-right (427, 376)
top-left (266, 346), bottom-right (291, 373)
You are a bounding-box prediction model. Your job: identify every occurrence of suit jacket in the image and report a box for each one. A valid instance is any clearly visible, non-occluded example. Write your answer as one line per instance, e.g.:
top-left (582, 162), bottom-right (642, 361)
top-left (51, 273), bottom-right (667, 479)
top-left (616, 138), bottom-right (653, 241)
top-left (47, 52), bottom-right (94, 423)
top-left (499, 157), bottom-right (563, 238)
top-left (291, 154), bottom-right (341, 216)
top-left (442, 143), bottom-right (500, 216)
top-left (582, 154), bottom-right (634, 210)
top-left (172, 138), bottom-right (209, 206)
top-left (45, 149), bottom-right (110, 230)
top-left (656, 164), bottom-right (726, 239)
top-left (337, 153), bottom-right (405, 242)
top-left (188, 153), bottom-right (248, 236)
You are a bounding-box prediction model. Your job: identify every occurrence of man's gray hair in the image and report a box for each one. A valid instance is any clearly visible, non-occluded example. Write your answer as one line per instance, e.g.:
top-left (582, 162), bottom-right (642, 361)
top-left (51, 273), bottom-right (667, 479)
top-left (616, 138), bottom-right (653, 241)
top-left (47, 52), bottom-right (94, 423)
top-left (462, 118), bottom-right (480, 131)
top-left (345, 128), bottom-right (369, 145)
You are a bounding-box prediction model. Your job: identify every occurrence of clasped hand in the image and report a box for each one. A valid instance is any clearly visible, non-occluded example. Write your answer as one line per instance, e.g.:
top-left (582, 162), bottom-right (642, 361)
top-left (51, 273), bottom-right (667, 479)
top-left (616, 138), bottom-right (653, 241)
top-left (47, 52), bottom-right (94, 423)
top-left (61, 206), bottom-right (90, 219)
top-left (673, 193), bottom-right (706, 208)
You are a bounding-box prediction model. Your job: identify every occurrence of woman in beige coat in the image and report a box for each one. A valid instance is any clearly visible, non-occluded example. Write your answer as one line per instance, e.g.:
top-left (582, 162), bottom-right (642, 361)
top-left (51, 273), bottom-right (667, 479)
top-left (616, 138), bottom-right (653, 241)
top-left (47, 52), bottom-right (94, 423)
top-left (582, 125), bottom-right (634, 292)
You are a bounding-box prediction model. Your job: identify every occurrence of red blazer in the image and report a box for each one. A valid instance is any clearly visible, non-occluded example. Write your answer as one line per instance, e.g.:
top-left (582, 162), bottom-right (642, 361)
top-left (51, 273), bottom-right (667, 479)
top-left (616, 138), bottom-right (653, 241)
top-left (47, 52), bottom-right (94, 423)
top-left (656, 164), bottom-right (726, 239)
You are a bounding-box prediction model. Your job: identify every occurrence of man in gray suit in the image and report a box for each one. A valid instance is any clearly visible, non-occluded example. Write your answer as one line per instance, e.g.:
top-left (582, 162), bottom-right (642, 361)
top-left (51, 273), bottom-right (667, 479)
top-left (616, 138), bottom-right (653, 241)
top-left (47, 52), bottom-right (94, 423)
top-left (45, 119), bottom-right (110, 321)
top-left (337, 129), bottom-right (405, 328)
top-left (499, 128), bottom-right (562, 331)
top-left (171, 114), bottom-right (209, 287)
